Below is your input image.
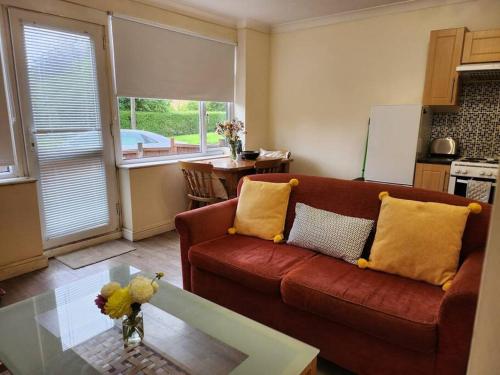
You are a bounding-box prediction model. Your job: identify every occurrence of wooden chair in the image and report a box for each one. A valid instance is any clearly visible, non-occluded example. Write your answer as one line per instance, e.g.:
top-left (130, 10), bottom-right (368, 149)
top-left (180, 161), bottom-right (226, 210)
top-left (255, 158), bottom-right (283, 174)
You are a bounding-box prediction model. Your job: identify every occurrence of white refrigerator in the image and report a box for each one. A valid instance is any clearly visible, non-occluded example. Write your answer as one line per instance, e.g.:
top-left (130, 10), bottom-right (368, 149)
top-left (364, 104), bottom-right (431, 186)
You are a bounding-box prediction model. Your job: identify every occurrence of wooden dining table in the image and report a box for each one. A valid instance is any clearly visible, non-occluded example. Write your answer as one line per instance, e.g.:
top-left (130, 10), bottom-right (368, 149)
top-left (194, 157), bottom-right (292, 198)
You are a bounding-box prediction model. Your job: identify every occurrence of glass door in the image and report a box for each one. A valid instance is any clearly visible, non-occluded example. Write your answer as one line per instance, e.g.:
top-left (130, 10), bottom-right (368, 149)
top-left (9, 8), bottom-right (119, 249)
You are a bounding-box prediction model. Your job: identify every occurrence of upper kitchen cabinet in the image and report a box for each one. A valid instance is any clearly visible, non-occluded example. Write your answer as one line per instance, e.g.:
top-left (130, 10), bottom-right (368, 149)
top-left (462, 29), bottom-right (500, 63)
top-left (423, 28), bottom-right (466, 108)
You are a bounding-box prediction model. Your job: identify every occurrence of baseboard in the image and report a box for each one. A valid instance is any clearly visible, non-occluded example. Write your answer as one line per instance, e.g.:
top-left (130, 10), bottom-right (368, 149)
top-left (44, 230), bottom-right (122, 258)
top-left (122, 220), bottom-right (175, 241)
top-left (0, 254), bottom-right (48, 281)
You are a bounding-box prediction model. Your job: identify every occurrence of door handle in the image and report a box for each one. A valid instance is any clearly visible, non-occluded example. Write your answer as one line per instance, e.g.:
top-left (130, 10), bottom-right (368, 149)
top-left (29, 133), bottom-right (36, 152)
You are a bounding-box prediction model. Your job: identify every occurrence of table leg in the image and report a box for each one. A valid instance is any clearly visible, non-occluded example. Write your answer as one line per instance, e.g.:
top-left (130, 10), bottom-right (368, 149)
top-left (300, 357), bottom-right (317, 375)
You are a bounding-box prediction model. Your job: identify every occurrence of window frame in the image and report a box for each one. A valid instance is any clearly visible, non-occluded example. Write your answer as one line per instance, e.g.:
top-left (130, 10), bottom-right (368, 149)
top-left (0, 164), bottom-right (16, 179)
top-left (113, 97), bottom-right (233, 166)
top-left (0, 7), bottom-right (28, 180)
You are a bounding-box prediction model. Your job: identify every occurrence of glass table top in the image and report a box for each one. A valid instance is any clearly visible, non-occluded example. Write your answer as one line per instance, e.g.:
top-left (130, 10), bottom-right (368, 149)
top-left (0, 266), bottom-right (318, 374)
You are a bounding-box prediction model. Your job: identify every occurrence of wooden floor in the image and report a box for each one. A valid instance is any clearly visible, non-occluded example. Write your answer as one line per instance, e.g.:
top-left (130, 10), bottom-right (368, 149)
top-left (0, 231), bottom-right (182, 307)
top-left (0, 230), bottom-right (352, 375)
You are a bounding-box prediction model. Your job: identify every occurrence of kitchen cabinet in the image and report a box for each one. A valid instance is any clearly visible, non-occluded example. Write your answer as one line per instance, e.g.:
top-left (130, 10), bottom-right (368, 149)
top-left (423, 28), bottom-right (466, 107)
top-left (462, 29), bottom-right (500, 63)
top-left (414, 163), bottom-right (451, 193)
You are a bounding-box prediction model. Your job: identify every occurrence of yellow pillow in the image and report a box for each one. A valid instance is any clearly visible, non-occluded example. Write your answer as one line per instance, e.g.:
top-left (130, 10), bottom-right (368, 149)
top-left (358, 192), bottom-right (481, 291)
top-left (228, 177), bottom-right (299, 242)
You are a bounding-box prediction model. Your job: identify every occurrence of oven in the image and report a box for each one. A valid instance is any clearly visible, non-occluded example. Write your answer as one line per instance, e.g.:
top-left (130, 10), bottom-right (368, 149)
top-left (448, 159), bottom-right (498, 204)
top-left (448, 175), bottom-right (496, 204)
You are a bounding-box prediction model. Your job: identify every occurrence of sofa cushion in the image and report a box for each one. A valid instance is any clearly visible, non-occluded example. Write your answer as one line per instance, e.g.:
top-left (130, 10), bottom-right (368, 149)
top-left (287, 202), bottom-right (374, 264)
top-left (189, 234), bottom-right (316, 295)
top-left (281, 255), bottom-right (444, 353)
top-left (360, 193), bottom-right (476, 290)
top-left (232, 178), bottom-right (294, 241)
top-left (240, 174), bottom-right (492, 260)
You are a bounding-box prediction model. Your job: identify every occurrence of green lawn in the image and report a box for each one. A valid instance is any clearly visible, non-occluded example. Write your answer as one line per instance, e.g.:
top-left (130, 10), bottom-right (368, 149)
top-left (175, 132), bottom-right (223, 145)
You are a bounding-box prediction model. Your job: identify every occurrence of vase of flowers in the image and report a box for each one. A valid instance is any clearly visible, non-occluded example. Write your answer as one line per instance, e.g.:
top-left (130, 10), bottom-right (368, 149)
top-left (95, 272), bottom-right (164, 347)
top-left (122, 309), bottom-right (143, 346)
top-left (215, 120), bottom-right (245, 160)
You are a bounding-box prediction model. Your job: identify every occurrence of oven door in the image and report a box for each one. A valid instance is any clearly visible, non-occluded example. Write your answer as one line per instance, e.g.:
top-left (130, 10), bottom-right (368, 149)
top-left (451, 177), bottom-right (496, 204)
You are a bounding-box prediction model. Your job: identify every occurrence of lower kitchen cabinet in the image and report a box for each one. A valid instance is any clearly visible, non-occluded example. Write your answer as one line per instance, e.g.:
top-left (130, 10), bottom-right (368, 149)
top-left (414, 163), bottom-right (451, 193)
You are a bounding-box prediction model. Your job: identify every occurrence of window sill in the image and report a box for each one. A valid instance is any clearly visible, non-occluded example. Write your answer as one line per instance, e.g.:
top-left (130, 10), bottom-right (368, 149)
top-left (0, 177), bottom-right (37, 186)
top-left (116, 152), bottom-right (229, 170)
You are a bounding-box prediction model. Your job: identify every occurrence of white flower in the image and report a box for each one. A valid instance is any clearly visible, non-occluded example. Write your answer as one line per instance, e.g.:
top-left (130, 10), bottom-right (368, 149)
top-left (129, 276), bottom-right (155, 304)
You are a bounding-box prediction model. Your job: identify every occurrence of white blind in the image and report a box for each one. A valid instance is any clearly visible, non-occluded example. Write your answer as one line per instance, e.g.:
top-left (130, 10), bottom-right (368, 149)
top-left (112, 17), bottom-right (235, 102)
top-left (0, 50), bottom-right (14, 166)
top-left (23, 24), bottom-right (110, 239)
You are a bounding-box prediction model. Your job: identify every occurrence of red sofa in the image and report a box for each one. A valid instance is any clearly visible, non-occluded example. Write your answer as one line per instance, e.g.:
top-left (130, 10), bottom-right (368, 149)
top-left (175, 174), bottom-right (491, 375)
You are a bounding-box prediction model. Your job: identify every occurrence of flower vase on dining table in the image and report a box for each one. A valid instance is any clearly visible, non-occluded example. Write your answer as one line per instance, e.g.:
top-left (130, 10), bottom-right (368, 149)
top-left (215, 120), bottom-right (245, 161)
top-left (229, 141), bottom-right (238, 160)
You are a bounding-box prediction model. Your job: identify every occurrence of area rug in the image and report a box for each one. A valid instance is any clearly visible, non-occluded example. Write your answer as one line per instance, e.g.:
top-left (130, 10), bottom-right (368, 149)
top-left (56, 240), bottom-right (136, 269)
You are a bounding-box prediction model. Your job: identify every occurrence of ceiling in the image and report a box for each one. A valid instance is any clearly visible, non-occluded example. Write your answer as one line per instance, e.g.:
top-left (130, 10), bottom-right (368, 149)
top-left (142, 0), bottom-right (413, 27)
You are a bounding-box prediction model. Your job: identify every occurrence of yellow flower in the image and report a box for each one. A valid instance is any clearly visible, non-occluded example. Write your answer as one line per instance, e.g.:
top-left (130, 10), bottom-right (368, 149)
top-left (129, 276), bottom-right (155, 304)
top-left (100, 281), bottom-right (121, 298)
top-left (104, 287), bottom-right (133, 319)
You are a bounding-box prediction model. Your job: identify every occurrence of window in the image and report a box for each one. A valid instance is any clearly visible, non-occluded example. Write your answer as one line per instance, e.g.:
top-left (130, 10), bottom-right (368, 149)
top-left (0, 39), bottom-right (16, 179)
top-left (0, 165), bottom-right (14, 178)
top-left (110, 15), bottom-right (235, 163)
top-left (118, 97), bottom-right (229, 160)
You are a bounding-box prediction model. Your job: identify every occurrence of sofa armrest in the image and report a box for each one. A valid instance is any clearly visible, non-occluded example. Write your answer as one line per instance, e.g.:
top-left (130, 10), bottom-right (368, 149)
top-left (174, 198), bottom-right (238, 291)
top-left (435, 250), bottom-right (484, 375)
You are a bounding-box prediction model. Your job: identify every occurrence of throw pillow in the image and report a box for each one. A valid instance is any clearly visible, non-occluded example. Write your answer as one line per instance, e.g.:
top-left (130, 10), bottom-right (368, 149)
top-left (259, 148), bottom-right (291, 159)
top-left (211, 174), bottom-right (228, 200)
top-left (287, 203), bottom-right (374, 264)
top-left (228, 177), bottom-right (299, 242)
top-left (358, 191), bottom-right (482, 291)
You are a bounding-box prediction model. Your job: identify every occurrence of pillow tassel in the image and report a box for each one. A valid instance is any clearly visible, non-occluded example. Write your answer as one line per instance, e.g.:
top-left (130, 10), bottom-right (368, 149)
top-left (357, 258), bottom-right (369, 269)
top-left (442, 280), bottom-right (453, 292)
top-left (273, 234), bottom-right (284, 243)
top-left (467, 203), bottom-right (482, 214)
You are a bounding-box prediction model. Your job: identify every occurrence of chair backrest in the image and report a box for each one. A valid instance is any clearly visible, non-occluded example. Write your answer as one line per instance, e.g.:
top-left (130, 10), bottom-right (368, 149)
top-left (255, 158), bottom-right (282, 174)
top-left (180, 161), bottom-right (216, 199)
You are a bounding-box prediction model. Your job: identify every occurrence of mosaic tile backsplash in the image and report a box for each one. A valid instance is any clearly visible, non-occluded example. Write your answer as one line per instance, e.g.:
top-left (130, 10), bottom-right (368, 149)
top-left (431, 80), bottom-right (500, 158)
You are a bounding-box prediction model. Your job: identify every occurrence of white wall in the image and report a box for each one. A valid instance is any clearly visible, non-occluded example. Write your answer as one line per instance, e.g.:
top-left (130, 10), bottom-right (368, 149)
top-left (119, 164), bottom-right (187, 241)
top-left (235, 28), bottom-right (271, 150)
top-left (0, 180), bottom-right (46, 280)
top-left (269, 0), bottom-right (500, 179)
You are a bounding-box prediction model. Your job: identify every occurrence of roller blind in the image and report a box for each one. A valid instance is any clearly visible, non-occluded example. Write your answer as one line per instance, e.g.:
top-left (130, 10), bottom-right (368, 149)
top-left (22, 24), bottom-right (110, 240)
top-left (0, 51), bottom-right (14, 166)
top-left (112, 16), bottom-right (235, 102)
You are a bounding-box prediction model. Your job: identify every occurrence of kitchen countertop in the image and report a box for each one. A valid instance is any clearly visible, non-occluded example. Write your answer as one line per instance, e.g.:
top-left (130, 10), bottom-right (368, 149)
top-left (417, 157), bottom-right (457, 165)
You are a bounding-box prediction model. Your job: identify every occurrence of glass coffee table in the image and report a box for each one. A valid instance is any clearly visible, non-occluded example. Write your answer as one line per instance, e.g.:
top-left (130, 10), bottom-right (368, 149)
top-left (0, 266), bottom-right (318, 374)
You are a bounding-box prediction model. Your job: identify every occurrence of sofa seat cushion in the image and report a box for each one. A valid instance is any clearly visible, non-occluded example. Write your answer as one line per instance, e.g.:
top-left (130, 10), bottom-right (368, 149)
top-left (189, 234), bottom-right (316, 295)
top-left (281, 255), bottom-right (444, 353)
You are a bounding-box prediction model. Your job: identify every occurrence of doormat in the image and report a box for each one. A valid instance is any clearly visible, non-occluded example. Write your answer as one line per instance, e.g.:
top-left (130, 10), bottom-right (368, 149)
top-left (56, 240), bottom-right (136, 269)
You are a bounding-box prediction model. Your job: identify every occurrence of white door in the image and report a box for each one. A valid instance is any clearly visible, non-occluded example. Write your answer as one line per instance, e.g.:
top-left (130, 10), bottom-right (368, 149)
top-left (9, 9), bottom-right (119, 249)
top-left (365, 105), bottom-right (422, 186)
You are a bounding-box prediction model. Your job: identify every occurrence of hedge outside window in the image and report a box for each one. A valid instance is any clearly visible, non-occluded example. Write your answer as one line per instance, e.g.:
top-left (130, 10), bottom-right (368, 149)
top-left (118, 97), bottom-right (229, 160)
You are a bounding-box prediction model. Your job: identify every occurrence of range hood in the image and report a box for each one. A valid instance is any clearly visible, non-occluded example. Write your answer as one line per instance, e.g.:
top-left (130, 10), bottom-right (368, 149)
top-left (456, 62), bottom-right (500, 81)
